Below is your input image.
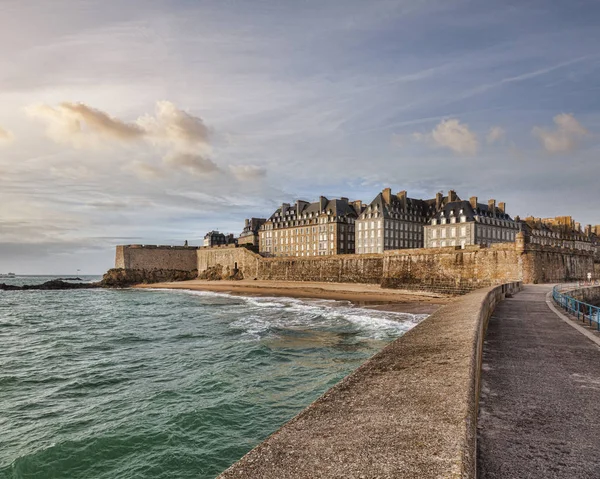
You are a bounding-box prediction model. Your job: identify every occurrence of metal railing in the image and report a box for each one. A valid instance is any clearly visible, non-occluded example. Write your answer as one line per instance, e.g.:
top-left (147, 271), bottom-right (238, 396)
top-left (552, 284), bottom-right (600, 331)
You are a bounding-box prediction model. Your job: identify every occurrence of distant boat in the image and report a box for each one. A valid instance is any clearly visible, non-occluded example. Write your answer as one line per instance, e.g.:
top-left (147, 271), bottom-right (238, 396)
top-left (0, 273), bottom-right (16, 278)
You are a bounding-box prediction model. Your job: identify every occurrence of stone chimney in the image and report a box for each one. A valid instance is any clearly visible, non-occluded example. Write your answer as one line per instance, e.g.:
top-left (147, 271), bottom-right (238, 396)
top-left (296, 200), bottom-right (309, 216)
top-left (488, 199), bottom-right (496, 215)
top-left (397, 190), bottom-right (407, 210)
top-left (319, 196), bottom-right (328, 211)
top-left (498, 202), bottom-right (506, 214)
top-left (469, 196), bottom-right (478, 209)
top-left (448, 190), bottom-right (457, 202)
top-left (382, 188), bottom-right (392, 204)
top-left (245, 218), bottom-right (249, 228)
top-left (575, 222), bottom-right (581, 232)
top-left (436, 192), bottom-right (443, 209)
top-left (351, 200), bottom-right (363, 215)
top-left (585, 224), bottom-right (592, 236)
top-left (341, 197), bottom-right (348, 203)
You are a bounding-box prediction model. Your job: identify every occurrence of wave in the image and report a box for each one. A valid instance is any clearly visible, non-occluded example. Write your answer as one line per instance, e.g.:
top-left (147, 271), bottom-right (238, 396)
top-left (147, 288), bottom-right (428, 341)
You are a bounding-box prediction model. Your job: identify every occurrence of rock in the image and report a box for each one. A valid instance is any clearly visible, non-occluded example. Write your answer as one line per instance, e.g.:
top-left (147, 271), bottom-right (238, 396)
top-left (0, 280), bottom-right (100, 291)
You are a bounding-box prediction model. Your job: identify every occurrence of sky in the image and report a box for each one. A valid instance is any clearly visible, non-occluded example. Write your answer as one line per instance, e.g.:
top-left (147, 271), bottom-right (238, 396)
top-left (1, 0), bottom-right (600, 274)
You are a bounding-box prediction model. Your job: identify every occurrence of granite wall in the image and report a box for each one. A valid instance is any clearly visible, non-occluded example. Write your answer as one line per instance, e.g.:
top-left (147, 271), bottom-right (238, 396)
top-left (115, 245), bottom-right (198, 271)
top-left (115, 240), bottom-right (596, 293)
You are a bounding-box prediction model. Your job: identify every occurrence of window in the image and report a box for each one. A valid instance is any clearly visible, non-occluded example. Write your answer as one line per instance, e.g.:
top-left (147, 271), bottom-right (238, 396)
top-left (460, 226), bottom-right (467, 236)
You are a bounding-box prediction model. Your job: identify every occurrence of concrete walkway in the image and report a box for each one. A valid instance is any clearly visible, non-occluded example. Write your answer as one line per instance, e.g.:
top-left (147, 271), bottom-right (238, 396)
top-left (478, 285), bottom-right (600, 478)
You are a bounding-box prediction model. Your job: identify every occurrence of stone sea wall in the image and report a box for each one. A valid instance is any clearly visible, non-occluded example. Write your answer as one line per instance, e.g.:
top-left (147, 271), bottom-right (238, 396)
top-left (113, 239), bottom-right (596, 293)
top-left (115, 245), bottom-right (198, 271)
top-left (217, 281), bottom-right (522, 479)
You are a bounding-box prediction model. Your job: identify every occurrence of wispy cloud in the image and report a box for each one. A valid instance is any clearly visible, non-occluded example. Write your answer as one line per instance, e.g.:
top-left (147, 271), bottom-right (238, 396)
top-left (0, 126), bottom-right (14, 144)
top-left (533, 113), bottom-right (589, 153)
top-left (163, 152), bottom-right (220, 177)
top-left (229, 165), bottom-right (267, 181)
top-left (486, 126), bottom-right (505, 144)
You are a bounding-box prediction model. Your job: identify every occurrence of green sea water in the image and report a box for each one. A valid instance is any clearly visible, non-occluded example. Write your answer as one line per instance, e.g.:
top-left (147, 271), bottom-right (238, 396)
top-left (0, 276), bottom-right (425, 479)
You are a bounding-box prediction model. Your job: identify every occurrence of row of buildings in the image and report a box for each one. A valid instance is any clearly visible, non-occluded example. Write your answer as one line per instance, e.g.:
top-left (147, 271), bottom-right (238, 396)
top-left (203, 188), bottom-right (599, 257)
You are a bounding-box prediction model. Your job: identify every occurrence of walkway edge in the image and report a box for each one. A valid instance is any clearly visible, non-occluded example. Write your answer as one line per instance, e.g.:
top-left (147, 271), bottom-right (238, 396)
top-left (545, 291), bottom-right (600, 347)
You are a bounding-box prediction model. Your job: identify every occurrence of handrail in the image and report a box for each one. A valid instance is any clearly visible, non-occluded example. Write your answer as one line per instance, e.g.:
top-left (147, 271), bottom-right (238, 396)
top-left (552, 284), bottom-right (600, 331)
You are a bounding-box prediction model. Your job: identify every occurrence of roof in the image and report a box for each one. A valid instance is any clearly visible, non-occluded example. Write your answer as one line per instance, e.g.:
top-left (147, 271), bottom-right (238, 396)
top-left (265, 197), bottom-right (361, 224)
top-left (431, 200), bottom-right (515, 222)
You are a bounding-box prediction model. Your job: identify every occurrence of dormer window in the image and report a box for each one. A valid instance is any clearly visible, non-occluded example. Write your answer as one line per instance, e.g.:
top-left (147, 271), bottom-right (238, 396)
top-left (441, 218), bottom-right (447, 225)
top-left (432, 219), bottom-right (438, 225)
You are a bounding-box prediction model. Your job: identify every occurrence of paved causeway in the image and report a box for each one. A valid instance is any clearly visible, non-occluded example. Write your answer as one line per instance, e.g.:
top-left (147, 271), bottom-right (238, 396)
top-left (478, 285), bottom-right (600, 478)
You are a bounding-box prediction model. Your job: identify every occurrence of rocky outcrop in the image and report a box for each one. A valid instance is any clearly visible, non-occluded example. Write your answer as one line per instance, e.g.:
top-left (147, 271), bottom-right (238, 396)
top-left (198, 264), bottom-right (243, 281)
top-left (100, 268), bottom-right (198, 287)
top-left (0, 280), bottom-right (100, 290)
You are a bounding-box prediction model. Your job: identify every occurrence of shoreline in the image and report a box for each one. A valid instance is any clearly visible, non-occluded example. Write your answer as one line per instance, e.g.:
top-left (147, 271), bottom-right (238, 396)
top-left (134, 279), bottom-right (449, 314)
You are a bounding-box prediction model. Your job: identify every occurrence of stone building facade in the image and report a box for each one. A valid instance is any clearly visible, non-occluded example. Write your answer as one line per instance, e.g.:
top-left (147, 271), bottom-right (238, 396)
top-left (238, 218), bottom-right (266, 249)
top-left (424, 197), bottom-right (519, 248)
top-left (203, 231), bottom-right (235, 247)
top-left (258, 196), bottom-right (363, 257)
top-left (356, 188), bottom-right (454, 254)
top-left (522, 216), bottom-right (597, 253)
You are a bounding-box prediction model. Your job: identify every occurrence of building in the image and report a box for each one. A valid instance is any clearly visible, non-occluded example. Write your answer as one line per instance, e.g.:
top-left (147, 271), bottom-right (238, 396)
top-left (259, 196), bottom-right (363, 257)
top-left (424, 196), bottom-right (519, 248)
top-left (238, 218), bottom-right (266, 249)
top-left (355, 188), bottom-right (454, 254)
top-left (522, 216), bottom-right (597, 253)
top-left (203, 231), bottom-right (235, 247)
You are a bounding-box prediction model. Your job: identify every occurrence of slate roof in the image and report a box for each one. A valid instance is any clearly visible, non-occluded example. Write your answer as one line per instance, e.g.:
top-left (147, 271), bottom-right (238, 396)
top-left (430, 200), bottom-right (514, 223)
top-left (266, 197), bottom-right (361, 224)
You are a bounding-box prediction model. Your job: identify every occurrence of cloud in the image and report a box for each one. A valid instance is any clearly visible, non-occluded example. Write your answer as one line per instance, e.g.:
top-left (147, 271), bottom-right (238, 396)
top-left (486, 126), bottom-right (505, 144)
top-left (27, 100), bottom-right (210, 153)
top-left (137, 101), bottom-right (211, 152)
top-left (26, 102), bottom-right (145, 148)
top-left (432, 119), bottom-right (478, 155)
top-left (0, 126), bottom-right (14, 144)
top-left (411, 118), bottom-right (479, 156)
top-left (127, 162), bottom-right (166, 180)
top-left (163, 152), bottom-right (220, 177)
top-left (229, 165), bottom-right (267, 181)
top-left (532, 113), bottom-right (589, 153)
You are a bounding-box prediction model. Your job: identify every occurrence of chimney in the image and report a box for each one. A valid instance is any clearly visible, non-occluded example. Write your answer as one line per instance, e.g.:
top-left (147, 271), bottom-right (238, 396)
top-left (245, 218), bottom-right (249, 227)
top-left (585, 224), bottom-right (592, 236)
top-left (382, 188), bottom-right (392, 204)
top-left (341, 197), bottom-right (349, 203)
top-left (469, 196), bottom-right (478, 209)
top-left (448, 190), bottom-right (457, 202)
top-left (352, 200), bottom-right (363, 215)
top-left (436, 192), bottom-right (443, 209)
top-left (498, 202), bottom-right (506, 214)
top-left (397, 190), bottom-right (407, 210)
top-left (575, 222), bottom-right (581, 232)
top-left (488, 199), bottom-right (496, 215)
top-left (319, 196), bottom-right (327, 211)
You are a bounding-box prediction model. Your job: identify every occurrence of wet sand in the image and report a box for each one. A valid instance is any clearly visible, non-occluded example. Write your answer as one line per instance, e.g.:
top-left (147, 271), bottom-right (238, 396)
top-left (135, 279), bottom-right (449, 314)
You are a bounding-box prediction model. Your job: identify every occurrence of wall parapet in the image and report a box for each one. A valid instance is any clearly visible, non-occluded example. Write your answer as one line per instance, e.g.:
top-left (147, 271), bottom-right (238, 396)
top-left (216, 281), bottom-right (522, 479)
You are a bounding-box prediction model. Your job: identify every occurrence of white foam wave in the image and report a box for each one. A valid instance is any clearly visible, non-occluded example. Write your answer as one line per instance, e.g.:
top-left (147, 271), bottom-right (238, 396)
top-left (146, 287), bottom-right (428, 341)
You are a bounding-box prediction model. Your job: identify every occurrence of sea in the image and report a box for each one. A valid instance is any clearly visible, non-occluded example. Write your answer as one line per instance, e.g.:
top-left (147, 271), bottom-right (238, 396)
top-left (0, 275), bottom-right (427, 479)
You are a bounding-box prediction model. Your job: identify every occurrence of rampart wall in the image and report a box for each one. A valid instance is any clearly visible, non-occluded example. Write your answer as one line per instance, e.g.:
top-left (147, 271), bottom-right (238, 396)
top-left (115, 244), bottom-right (198, 271)
top-left (114, 240), bottom-right (596, 293)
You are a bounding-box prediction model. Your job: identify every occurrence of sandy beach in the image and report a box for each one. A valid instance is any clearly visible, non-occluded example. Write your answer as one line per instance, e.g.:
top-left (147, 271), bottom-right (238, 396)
top-left (135, 280), bottom-right (449, 314)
